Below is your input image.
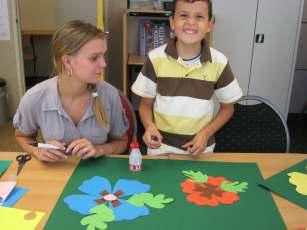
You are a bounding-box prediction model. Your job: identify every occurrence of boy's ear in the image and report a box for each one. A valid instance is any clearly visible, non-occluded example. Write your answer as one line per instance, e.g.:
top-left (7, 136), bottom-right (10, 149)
top-left (207, 17), bottom-right (214, 33)
top-left (169, 16), bottom-right (175, 31)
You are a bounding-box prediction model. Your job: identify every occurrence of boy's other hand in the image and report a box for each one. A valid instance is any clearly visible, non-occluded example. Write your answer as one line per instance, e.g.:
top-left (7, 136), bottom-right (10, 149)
top-left (143, 125), bottom-right (163, 149)
top-left (182, 131), bottom-right (209, 155)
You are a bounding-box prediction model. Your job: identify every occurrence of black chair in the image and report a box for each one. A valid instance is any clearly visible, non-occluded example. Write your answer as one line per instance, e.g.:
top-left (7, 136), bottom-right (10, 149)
top-left (215, 95), bottom-right (290, 153)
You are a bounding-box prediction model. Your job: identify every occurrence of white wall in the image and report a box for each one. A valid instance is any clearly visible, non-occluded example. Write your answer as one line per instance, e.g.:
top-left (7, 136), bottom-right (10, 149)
top-left (19, 0), bottom-right (97, 82)
top-left (0, 0), bottom-right (25, 117)
top-left (19, 0), bottom-right (96, 31)
top-left (54, 0), bottom-right (97, 26)
top-left (19, 0), bottom-right (57, 31)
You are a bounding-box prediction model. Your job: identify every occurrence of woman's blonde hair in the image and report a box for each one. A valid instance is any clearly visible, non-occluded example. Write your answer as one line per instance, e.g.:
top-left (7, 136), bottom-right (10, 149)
top-left (51, 20), bottom-right (108, 127)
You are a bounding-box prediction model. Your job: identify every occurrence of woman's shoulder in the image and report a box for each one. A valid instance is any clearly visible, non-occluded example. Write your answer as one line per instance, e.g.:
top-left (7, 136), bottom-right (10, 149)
top-left (21, 77), bottom-right (57, 104)
top-left (24, 77), bottom-right (57, 97)
top-left (96, 80), bottom-right (120, 97)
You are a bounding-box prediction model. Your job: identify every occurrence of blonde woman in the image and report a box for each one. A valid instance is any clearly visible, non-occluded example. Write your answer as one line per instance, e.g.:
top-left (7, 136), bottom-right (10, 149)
top-left (14, 20), bottom-right (128, 162)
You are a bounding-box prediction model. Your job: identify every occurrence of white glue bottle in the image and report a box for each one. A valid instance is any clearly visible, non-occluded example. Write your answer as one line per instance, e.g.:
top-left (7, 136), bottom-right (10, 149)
top-left (129, 139), bottom-right (142, 172)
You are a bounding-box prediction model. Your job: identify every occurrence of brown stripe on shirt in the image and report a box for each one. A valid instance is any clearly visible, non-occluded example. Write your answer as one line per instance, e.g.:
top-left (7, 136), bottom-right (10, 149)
top-left (215, 63), bottom-right (235, 89)
top-left (157, 77), bottom-right (215, 100)
top-left (160, 130), bottom-right (215, 150)
top-left (141, 57), bottom-right (157, 83)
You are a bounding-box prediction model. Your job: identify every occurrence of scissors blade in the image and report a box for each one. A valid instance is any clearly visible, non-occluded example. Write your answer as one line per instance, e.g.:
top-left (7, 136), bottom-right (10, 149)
top-left (16, 163), bottom-right (24, 176)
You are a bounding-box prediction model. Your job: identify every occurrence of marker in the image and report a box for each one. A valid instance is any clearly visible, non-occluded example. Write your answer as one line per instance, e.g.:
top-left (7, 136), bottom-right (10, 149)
top-left (30, 143), bottom-right (64, 150)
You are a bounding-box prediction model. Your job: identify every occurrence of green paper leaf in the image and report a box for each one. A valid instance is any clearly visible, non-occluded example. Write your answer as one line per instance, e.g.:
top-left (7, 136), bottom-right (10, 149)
top-left (80, 204), bottom-right (115, 230)
top-left (127, 193), bottom-right (174, 209)
top-left (221, 181), bottom-right (248, 193)
top-left (182, 170), bottom-right (208, 183)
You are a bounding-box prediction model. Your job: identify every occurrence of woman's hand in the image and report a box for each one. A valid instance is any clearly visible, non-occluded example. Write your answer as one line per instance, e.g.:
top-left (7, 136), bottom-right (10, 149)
top-left (66, 138), bottom-right (100, 159)
top-left (36, 140), bottom-right (67, 162)
top-left (143, 124), bottom-right (163, 149)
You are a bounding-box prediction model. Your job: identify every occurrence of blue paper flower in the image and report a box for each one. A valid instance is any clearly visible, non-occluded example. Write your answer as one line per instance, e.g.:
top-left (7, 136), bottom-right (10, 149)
top-left (64, 176), bottom-right (151, 221)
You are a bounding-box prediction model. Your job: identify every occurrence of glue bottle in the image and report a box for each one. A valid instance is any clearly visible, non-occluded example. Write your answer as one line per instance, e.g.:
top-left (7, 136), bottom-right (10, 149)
top-left (129, 139), bottom-right (142, 172)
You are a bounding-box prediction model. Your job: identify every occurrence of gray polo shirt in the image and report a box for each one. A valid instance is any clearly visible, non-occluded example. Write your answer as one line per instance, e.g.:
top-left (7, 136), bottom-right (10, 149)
top-left (13, 76), bottom-right (128, 145)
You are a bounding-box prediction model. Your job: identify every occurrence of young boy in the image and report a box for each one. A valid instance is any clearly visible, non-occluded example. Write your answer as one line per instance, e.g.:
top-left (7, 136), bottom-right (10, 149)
top-left (131, 0), bottom-right (242, 155)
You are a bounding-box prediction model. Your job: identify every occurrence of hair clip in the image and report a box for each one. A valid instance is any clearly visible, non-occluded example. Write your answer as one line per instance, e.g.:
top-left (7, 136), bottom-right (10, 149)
top-left (92, 92), bottom-right (98, 98)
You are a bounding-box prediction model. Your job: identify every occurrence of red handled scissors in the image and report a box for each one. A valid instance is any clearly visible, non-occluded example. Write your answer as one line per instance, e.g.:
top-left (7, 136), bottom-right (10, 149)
top-left (16, 154), bottom-right (32, 176)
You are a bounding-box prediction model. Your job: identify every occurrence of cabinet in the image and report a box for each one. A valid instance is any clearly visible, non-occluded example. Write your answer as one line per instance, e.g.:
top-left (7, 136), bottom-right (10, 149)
top-left (122, 9), bottom-right (172, 96)
top-left (122, 9), bottom-right (211, 98)
top-left (212, 0), bottom-right (304, 119)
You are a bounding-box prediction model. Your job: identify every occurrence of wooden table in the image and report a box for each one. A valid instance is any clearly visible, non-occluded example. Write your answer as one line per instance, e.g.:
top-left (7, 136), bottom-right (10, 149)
top-left (0, 152), bottom-right (306, 229)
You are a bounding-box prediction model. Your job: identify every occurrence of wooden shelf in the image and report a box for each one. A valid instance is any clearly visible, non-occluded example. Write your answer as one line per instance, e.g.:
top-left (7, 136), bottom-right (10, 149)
top-left (126, 9), bottom-right (171, 17)
top-left (128, 54), bottom-right (146, 65)
top-left (123, 9), bottom-right (171, 95)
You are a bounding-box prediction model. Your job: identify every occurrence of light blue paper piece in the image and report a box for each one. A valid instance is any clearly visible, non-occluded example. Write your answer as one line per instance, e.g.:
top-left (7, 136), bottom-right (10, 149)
top-left (113, 179), bottom-right (150, 198)
top-left (64, 176), bottom-right (151, 221)
top-left (111, 199), bottom-right (149, 221)
top-left (1, 187), bottom-right (28, 207)
top-left (64, 194), bottom-right (100, 215)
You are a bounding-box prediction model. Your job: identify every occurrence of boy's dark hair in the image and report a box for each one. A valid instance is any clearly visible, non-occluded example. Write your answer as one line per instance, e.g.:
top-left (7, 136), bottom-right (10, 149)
top-left (171, 0), bottom-right (212, 20)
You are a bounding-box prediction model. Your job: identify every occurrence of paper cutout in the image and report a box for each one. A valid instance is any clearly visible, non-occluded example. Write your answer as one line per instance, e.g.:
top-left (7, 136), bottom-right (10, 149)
top-left (0, 206), bottom-right (45, 229)
top-left (1, 187), bottom-right (28, 207)
top-left (64, 176), bottom-right (174, 229)
top-left (221, 181), bottom-right (248, 192)
top-left (287, 172), bottom-right (307, 195)
top-left (0, 160), bottom-right (12, 177)
top-left (181, 170), bottom-right (248, 206)
top-left (182, 170), bottom-right (208, 183)
top-left (80, 204), bottom-right (114, 230)
top-left (0, 181), bottom-right (16, 203)
top-left (127, 193), bottom-right (174, 208)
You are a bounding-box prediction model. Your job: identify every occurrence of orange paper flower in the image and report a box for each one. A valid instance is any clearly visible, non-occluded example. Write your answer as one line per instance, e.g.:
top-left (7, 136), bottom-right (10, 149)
top-left (181, 176), bottom-right (240, 206)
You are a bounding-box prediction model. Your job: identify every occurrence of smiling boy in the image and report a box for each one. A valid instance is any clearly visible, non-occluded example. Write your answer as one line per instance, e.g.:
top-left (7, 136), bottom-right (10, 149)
top-left (132, 0), bottom-right (242, 155)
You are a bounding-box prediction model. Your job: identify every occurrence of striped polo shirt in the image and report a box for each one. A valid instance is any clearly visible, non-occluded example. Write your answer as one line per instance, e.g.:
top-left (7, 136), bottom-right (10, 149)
top-left (132, 39), bottom-right (242, 154)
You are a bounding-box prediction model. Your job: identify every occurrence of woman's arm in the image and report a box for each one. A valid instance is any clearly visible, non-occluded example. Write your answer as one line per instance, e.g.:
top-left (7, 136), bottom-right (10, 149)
top-left (66, 132), bottom-right (128, 159)
top-left (15, 129), bottom-right (38, 156)
top-left (96, 132), bottom-right (128, 155)
top-left (15, 129), bottom-right (67, 162)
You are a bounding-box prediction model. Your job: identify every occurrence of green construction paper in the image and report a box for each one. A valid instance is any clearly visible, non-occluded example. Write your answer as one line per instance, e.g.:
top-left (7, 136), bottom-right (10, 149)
top-left (127, 193), bottom-right (174, 209)
top-left (80, 204), bottom-right (114, 230)
top-left (260, 159), bottom-right (307, 209)
top-left (0, 160), bottom-right (12, 177)
top-left (221, 181), bottom-right (248, 193)
top-left (45, 158), bottom-right (285, 230)
top-left (182, 170), bottom-right (208, 182)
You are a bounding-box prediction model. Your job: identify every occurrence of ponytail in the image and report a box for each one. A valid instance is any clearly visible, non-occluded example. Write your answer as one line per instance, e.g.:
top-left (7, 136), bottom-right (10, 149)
top-left (89, 85), bottom-right (109, 128)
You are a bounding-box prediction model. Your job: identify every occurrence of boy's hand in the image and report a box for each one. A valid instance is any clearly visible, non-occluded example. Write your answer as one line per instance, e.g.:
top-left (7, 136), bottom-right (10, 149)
top-left (143, 125), bottom-right (163, 149)
top-left (182, 131), bottom-right (209, 155)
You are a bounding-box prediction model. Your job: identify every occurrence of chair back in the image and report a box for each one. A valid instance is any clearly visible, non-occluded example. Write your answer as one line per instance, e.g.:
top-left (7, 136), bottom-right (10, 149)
top-left (118, 91), bottom-right (137, 152)
top-left (215, 95), bottom-right (290, 153)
